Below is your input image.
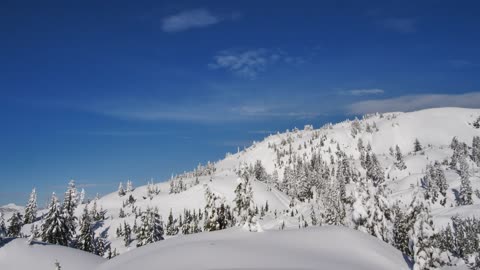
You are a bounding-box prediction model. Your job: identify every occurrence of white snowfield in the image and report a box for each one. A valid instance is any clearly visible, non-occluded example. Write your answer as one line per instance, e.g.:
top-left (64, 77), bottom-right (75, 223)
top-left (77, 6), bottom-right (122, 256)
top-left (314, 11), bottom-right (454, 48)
top-left (1, 107), bottom-right (480, 269)
top-left (0, 226), bottom-right (410, 270)
top-left (0, 238), bottom-right (105, 270)
top-left (98, 226), bottom-right (410, 270)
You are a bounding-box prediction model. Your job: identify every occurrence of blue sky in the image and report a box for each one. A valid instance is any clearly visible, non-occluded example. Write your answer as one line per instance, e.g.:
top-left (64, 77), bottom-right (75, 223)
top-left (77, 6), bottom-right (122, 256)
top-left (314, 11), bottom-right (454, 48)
top-left (1, 0), bottom-right (480, 206)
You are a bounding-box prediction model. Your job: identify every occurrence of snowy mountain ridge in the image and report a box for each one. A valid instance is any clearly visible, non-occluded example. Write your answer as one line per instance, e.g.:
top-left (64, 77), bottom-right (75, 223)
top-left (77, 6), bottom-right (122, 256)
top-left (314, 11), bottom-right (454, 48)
top-left (1, 107), bottom-right (480, 269)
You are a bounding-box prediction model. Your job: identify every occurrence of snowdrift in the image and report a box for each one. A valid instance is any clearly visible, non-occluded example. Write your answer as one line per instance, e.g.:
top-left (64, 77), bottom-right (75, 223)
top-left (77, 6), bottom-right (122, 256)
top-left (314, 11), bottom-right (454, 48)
top-left (97, 226), bottom-right (410, 270)
top-left (0, 238), bottom-right (105, 270)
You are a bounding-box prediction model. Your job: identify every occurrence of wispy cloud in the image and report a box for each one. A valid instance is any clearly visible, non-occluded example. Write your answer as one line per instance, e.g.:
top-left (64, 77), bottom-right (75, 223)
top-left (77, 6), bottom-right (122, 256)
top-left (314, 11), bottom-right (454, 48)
top-left (340, 88), bottom-right (385, 96)
top-left (161, 9), bottom-right (226, 32)
top-left (208, 48), bottom-right (305, 79)
top-left (347, 92), bottom-right (480, 115)
top-left (381, 18), bottom-right (417, 33)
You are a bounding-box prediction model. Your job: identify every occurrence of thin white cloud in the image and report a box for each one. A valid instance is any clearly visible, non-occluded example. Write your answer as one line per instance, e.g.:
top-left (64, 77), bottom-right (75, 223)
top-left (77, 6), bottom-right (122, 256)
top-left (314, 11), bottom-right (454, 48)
top-left (161, 9), bottom-right (220, 32)
top-left (381, 18), bottom-right (417, 33)
top-left (209, 48), bottom-right (305, 79)
top-left (347, 92), bottom-right (480, 115)
top-left (341, 88), bottom-right (385, 96)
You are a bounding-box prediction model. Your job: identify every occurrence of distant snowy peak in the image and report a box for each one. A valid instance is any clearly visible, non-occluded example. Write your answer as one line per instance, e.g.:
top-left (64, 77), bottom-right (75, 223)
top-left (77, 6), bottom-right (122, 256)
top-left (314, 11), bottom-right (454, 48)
top-left (0, 203), bottom-right (24, 214)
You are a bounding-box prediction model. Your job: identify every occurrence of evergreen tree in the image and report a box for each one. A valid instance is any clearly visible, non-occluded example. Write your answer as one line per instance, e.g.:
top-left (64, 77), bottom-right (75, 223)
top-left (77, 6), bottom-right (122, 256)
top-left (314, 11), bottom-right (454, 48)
top-left (472, 136), bottom-right (480, 166)
top-left (253, 160), bottom-right (268, 182)
top-left (123, 221), bottom-right (132, 247)
top-left (366, 153), bottom-right (385, 187)
top-left (41, 193), bottom-right (71, 246)
top-left (126, 180), bottom-right (134, 193)
top-left (414, 139), bottom-right (423, 152)
top-left (394, 145), bottom-right (407, 170)
top-left (136, 208), bottom-right (164, 247)
top-left (0, 213), bottom-right (6, 239)
top-left (62, 180), bottom-right (78, 238)
top-left (458, 157), bottom-right (473, 206)
top-left (166, 209), bottom-right (178, 235)
top-left (24, 188), bottom-right (37, 224)
top-left (409, 207), bottom-right (442, 270)
top-left (79, 188), bottom-right (86, 205)
top-left (149, 207), bottom-right (164, 243)
top-left (7, 212), bottom-right (23, 237)
top-left (118, 182), bottom-right (126, 197)
top-left (76, 205), bottom-right (95, 252)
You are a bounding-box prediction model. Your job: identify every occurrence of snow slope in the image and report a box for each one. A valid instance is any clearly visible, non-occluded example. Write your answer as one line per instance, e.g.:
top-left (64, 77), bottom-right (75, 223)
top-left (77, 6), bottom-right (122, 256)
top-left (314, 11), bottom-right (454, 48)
top-left (0, 238), bottom-right (105, 270)
top-left (2, 107), bottom-right (480, 265)
top-left (98, 226), bottom-right (410, 270)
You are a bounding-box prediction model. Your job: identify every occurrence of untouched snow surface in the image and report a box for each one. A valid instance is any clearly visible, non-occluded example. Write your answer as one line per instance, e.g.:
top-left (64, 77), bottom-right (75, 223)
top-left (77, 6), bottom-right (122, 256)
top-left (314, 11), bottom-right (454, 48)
top-left (0, 227), bottom-right (410, 270)
top-left (0, 238), bottom-right (105, 270)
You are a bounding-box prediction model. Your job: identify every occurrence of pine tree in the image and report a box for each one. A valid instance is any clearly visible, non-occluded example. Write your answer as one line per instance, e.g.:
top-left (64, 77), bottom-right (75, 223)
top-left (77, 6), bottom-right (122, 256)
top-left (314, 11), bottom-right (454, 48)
top-left (126, 180), bottom-right (134, 193)
top-left (62, 180), bottom-right (78, 238)
top-left (0, 213), bottom-right (6, 239)
top-left (24, 188), bottom-right (37, 224)
top-left (41, 193), bottom-right (71, 246)
top-left (118, 182), bottom-right (126, 197)
top-left (409, 207), bottom-right (442, 270)
top-left (472, 136), bottom-right (480, 166)
top-left (166, 209), bottom-right (178, 235)
top-left (76, 205), bottom-right (95, 252)
top-left (422, 164), bottom-right (440, 204)
top-left (123, 221), bottom-right (132, 247)
top-left (7, 212), bottom-right (23, 237)
top-left (394, 145), bottom-right (407, 170)
top-left (366, 153), bottom-right (385, 187)
top-left (79, 188), bottom-right (86, 205)
top-left (414, 139), bottom-right (423, 152)
top-left (136, 208), bottom-right (164, 247)
top-left (149, 207), bottom-right (164, 243)
top-left (458, 157), bottom-right (473, 206)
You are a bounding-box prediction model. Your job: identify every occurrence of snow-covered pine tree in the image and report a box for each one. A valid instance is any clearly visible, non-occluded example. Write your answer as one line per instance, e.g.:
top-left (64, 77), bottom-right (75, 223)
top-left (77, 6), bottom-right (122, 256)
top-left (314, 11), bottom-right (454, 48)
top-left (94, 234), bottom-right (110, 257)
top-left (351, 182), bottom-right (370, 233)
top-left (414, 138), bottom-right (423, 152)
top-left (41, 193), bottom-right (72, 246)
top-left (0, 213), bottom-right (6, 239)
top-left (76, 205), bottom-right (95, 252)
top-left (136, 207), bottom-right (164, 247)
top-left (394, 145), bottom-right (407, 170)
top-left (24, 188), bottom-right (37, 224)
top-left (166, 209), bottom-right (178, 235)
top-left (149, 207), bottom-right (164, 243)
top-left (126, 180), bottom-right (134, 193)
top-left (233, 176), bottom-right (260, 232)
top-left (253, 160), bottom-right (268, 182)
top-left (458, 156), bottom-right (473, 206)
top-left (409, 206), bottom-right (442, 270)
top-left (62, 180), bottom-right (78, 238)
top-left (7, 212), bottom-right (23, 237)
top-left (366, 153), bottom-right (385, 187)
top-left (79, 188), bottom-right (86, 204)
top-left (422, 164), bottom-right (440, 204)
top-left (472, 136), bottom-right (480, 166)
top-left (118, 182), bottom-right (126, 197)
top-left (123, 221), bottom-right (132, 246)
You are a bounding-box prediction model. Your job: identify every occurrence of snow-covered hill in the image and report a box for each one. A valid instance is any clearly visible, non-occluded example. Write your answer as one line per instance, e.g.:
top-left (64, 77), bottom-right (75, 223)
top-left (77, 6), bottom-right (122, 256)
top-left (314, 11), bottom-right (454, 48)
top-left (1, 107), bottom-right (480, 269)
top-left (0, 227), bottom-right (410, 270)
top-left (97, 226), bottom-right (410, 270)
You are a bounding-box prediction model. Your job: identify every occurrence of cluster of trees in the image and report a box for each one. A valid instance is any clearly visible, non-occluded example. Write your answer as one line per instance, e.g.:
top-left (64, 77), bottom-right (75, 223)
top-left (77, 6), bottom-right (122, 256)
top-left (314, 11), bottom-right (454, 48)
top-left (118, 180), bottom-right (134, 197)
top-left (3, 180), bottom-right (115, 258)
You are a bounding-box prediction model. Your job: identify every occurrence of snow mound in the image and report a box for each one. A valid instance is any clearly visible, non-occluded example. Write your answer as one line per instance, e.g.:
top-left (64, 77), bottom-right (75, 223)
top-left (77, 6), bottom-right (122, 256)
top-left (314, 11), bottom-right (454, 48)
top-left (97, 226), bottom-right (409, 270)
top-left (0, 238), bottom-right (106, 270)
